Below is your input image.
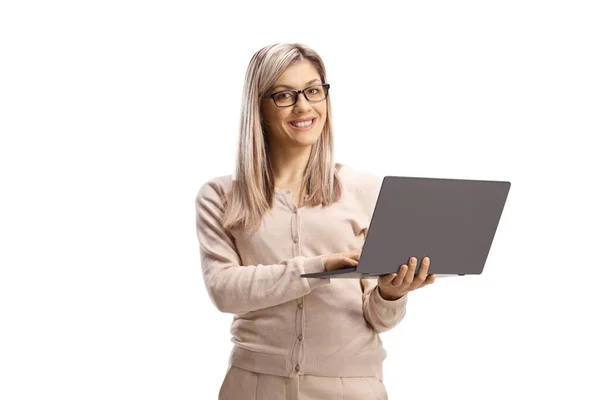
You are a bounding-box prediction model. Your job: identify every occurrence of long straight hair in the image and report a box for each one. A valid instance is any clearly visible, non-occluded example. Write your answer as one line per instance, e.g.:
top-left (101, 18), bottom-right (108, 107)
top-left (222, 43), bottom-right (342, 232)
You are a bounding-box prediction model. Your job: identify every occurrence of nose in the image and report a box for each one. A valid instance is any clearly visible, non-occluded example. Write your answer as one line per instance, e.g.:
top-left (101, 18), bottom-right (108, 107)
top-left (293, 92), bottom-right (312, 112)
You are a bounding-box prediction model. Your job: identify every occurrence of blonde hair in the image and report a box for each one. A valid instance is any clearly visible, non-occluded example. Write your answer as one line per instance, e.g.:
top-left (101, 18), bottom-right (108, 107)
top-left (222, 43), bottom-right (342, 232)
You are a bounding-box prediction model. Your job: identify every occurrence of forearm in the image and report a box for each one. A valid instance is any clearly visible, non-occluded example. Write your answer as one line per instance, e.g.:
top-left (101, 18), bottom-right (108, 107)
top-left (203, 254), bottom-right (329, 314)
top-left (362, 281), bottom-right (408, 333)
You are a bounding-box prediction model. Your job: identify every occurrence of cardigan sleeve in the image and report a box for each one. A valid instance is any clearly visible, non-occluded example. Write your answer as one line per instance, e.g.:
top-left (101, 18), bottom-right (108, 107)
top-left (361, 278), bottom-right (408, 333)
top-left (195, 180), bottom-right (330, 315)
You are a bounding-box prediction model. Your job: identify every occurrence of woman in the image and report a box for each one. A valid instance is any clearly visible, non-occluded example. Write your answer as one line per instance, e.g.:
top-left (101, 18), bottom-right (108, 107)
top-left (195, 43), bottom-right (436, 400)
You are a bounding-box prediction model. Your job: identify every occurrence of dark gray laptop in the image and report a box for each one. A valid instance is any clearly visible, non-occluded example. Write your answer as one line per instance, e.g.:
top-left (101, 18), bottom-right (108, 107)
top-left (300, 175), bottom-right (511, 279)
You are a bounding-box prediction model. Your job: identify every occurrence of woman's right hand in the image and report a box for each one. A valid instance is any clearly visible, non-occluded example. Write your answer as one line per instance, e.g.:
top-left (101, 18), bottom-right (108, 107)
top-left (322, 250), bottom-right (361, 271)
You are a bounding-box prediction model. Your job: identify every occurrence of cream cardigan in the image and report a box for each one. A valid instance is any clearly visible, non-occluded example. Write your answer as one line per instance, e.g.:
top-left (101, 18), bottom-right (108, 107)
top-left (195, 164), bottom-right (408, 381)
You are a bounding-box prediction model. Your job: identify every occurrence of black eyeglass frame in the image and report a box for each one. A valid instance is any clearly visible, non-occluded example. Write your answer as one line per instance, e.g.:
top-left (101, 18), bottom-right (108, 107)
top-left (262, 83), bottom-right (331, 107)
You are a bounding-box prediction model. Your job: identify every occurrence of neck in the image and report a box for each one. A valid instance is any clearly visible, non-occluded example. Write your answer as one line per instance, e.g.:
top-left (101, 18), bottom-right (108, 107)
top-left (269, 145), bottom-right (312, 185)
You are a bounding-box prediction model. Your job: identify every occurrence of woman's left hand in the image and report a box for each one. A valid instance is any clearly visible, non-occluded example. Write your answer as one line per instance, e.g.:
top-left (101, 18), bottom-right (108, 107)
top-left (377, 256), bottom-right (436, 300)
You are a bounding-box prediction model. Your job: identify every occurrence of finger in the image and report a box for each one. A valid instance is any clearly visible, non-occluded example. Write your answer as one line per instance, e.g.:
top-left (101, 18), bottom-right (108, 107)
top-left (403, 257), bottom-right (418, 286)
top-left (345, 253), bottom-right (359, 262)
top-left (416, 257), bottom-right (430, 282)
top-left (392, 264), bottom-right (408, 286)
top-left (417, 274), bottom-right (436, 288)
top-left (346, 258), bottom-right (359, 267)
top-left (380, 273), bottom-right (397, 285)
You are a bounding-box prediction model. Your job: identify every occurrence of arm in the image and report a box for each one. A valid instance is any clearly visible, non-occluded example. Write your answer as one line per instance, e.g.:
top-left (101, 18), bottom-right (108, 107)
top-left (361, 278), bottom-right (408, 334)
top-left (195, 181), bottom-right (330, 314)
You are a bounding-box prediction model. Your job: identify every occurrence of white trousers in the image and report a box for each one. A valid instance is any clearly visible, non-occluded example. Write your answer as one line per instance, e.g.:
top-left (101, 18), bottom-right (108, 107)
top-left (218, 365), bottom-right (388, 400)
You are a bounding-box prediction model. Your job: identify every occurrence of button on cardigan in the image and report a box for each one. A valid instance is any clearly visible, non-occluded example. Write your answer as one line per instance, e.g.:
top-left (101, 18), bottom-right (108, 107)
top-left (195, 164), bottom-right (408, 381)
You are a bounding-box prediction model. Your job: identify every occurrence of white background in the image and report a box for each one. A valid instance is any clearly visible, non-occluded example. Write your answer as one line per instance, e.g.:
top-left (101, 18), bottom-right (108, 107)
top-left (1, 0), bottom-right (599, 399)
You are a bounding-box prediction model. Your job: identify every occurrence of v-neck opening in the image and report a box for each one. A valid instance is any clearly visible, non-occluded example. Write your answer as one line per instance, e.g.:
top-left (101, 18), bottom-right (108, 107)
top-left (273, 163), bottom-right (345, 209)
top-left (276, 189), bottom-right (308, 210)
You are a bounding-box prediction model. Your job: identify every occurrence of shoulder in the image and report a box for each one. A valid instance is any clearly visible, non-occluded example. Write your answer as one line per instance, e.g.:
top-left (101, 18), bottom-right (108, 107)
top-left (337, 163), bottom-right (383, 199)
top-left (195, 173), bottom-right (234, 208)
top-left (337, 163), bottom-right (382, 216)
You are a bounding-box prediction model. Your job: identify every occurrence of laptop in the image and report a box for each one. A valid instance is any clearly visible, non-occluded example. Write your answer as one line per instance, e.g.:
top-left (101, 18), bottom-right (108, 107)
top-left (300, 175), bottom-right (511, 279)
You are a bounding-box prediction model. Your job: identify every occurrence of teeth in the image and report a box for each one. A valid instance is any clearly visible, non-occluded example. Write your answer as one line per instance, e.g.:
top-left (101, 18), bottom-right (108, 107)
top-left (291, 119), bottom-right (313, 128)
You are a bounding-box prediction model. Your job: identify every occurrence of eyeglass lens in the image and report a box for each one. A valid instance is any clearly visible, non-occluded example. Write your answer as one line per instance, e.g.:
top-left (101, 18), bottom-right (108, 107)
top-left (273, 85), bottom-right (327, 106)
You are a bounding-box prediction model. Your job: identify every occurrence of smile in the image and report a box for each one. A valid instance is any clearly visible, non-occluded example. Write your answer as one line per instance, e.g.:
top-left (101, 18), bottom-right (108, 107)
top-left (289, 118), bottom-right (316, 130)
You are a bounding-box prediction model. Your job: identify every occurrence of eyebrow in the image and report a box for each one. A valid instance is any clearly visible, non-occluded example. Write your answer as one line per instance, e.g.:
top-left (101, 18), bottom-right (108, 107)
top-left (272, 78), bottom-right (321, 91)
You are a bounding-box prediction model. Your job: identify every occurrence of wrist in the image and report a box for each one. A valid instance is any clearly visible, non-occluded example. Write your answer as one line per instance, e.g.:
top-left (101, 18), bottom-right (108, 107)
top-left (378, 286), bottom-right (403, 301)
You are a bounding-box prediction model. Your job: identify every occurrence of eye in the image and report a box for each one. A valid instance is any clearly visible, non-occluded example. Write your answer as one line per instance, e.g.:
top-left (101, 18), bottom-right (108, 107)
top-left (274, 91), bottom-right (293, 100)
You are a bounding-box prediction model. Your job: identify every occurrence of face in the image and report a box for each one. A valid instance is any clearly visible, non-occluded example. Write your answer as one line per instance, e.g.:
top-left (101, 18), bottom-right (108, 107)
top-left (261, 60), bottom-right (327, 149)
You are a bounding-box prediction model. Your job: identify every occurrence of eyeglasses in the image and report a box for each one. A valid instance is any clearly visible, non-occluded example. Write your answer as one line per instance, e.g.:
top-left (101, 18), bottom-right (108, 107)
top-left (263, 83), bottom-right (330, 107)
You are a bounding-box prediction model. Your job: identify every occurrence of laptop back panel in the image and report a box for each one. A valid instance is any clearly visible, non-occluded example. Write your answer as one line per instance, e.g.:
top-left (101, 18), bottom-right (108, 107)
top-left (358, 176), bottom-right (511, 276)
